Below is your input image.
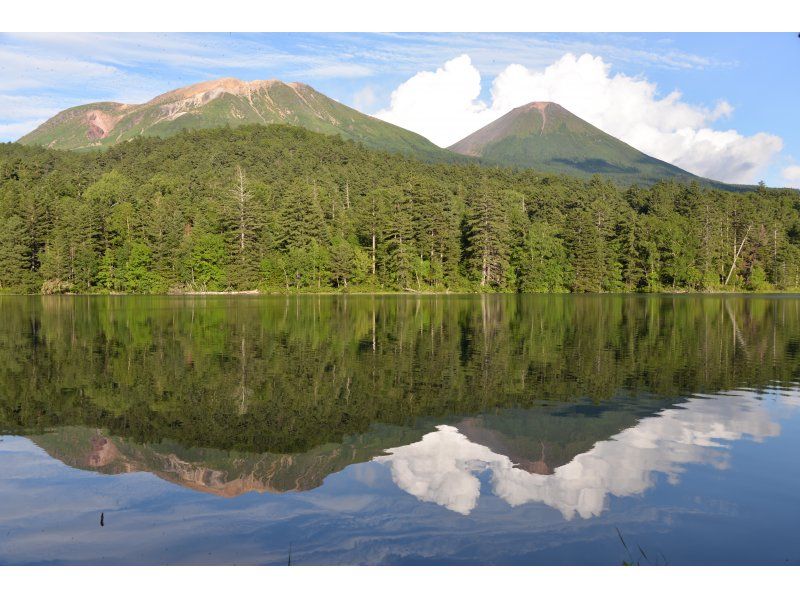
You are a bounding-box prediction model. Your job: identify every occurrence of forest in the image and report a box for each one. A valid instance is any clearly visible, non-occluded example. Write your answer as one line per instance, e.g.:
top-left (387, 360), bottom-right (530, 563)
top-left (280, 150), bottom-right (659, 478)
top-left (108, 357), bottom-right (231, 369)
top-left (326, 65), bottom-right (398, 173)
top-left (1, 124), bottom-right (799, 294)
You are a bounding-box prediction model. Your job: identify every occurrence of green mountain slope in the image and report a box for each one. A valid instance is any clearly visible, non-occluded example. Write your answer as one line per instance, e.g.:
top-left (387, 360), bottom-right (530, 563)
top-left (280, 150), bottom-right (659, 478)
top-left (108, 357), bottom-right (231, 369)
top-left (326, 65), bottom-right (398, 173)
top-left (18, 77), bottom-right (452, 160)
top-left (448, 102), bottom-right (704, 187)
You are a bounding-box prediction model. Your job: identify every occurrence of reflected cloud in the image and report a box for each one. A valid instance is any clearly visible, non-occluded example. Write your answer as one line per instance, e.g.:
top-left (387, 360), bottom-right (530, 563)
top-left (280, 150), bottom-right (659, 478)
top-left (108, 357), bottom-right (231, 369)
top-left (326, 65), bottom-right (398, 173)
top-left (376, 392), bottom-right (785, 518)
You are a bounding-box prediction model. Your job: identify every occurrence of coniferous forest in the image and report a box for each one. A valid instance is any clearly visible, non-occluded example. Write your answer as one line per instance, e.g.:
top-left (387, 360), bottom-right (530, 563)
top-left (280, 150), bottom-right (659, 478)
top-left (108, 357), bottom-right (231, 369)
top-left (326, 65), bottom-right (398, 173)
top-left (1, 124), bottom-right (799, 294)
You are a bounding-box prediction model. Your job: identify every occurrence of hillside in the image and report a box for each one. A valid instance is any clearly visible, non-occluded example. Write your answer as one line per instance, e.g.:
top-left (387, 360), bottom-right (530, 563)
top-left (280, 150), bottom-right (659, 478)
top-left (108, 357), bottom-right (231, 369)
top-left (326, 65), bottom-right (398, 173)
top-left (449, 102), bottom-right (705, 187)
top-left (17, 77), bottom-right (453, 160)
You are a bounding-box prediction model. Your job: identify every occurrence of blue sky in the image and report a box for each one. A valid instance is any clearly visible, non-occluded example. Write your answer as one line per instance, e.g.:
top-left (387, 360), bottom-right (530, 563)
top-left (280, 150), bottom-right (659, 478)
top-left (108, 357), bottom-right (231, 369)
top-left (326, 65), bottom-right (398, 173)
top-left (1, 33), bottom-right (798, 186)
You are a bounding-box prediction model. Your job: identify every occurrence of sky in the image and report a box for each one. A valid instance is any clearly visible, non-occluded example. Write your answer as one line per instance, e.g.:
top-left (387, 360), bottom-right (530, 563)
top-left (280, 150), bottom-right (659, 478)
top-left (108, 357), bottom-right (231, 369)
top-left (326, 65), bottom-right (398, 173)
top-left (1, 32), bottom-right (798, 186)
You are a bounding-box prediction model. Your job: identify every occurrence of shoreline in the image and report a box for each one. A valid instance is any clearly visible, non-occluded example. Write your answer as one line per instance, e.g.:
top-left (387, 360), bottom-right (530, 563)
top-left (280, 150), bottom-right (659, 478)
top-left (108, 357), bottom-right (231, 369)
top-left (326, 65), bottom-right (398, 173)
top-left (3, 289), bottom-right (800, 297)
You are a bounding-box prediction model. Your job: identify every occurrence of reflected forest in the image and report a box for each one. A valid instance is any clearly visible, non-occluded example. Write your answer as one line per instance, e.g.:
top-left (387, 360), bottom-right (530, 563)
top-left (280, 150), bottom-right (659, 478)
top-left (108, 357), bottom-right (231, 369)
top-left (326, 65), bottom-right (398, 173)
top-left (2, 295), bottom-right (799, 459)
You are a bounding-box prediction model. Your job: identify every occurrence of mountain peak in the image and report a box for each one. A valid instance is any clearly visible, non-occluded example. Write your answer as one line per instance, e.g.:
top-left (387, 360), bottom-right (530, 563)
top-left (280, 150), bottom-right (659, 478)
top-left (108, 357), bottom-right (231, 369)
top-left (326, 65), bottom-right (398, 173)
top-left (517, 101), bottom-right (559, 111)
top-left (149, 77), bottom-right (284, 105)
top-left (448, 101), bottom-right (699, 186)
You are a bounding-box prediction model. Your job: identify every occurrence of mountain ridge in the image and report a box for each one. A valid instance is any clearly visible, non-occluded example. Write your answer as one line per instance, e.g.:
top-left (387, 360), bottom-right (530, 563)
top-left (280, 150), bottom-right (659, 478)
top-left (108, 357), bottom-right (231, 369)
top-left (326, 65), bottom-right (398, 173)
top-left (18, 77), bottom-right (453, 160)
top-left (18, 78), bottom-right (744, 189)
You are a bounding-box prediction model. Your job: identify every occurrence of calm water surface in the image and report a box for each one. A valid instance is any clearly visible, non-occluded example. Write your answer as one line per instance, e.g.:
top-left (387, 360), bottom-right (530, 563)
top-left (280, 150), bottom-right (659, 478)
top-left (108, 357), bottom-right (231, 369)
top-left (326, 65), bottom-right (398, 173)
top-left (1, 294), bottom-right (799, 565)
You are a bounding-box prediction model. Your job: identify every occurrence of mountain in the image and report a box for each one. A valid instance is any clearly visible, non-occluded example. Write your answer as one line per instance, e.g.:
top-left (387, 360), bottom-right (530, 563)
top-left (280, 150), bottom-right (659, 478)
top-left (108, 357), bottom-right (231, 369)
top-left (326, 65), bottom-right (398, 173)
top-left (17, 81), bottom-right (744, 188)
top-left (28, 397), bottom-right (671, 497)
top-left (18, 77), bottom-right (451, 160)
top-left (448, 102), bottom-right (703, 187)
top-left (29, 424), bottom-right (425, 497)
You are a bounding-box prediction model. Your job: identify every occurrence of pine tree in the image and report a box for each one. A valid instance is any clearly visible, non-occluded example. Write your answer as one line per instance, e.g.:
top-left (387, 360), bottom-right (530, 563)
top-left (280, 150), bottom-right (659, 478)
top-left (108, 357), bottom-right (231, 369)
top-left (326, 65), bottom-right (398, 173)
top-left (381, 187), bottom-right (415, 290)
top-left (411, 178), bottom-right (461, 289)
top-left (0, 215), bottom-right (30, 290)
top-left (329, 237), bottom-right (356, 288)
top-left (355, 188), bottom-right (391, 284)
top-left (465, 180), bottom-right (511, 289)
top-left (566, 207), bottom-right (605, 292)
top-left (223, 165), bottom-right (265, 287)
top-left (277, 179), bottom-right (329, 251)
top-left (515, 221), bottom-right (568, 292)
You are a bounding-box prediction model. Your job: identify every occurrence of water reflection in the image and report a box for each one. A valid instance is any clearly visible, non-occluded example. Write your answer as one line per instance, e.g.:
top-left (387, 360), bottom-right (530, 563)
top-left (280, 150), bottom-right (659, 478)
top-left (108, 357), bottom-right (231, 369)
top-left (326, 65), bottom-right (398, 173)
top-left (2, 294), bottom-right (800, 457)
top-left (377, 390), bottom-right (791, 518)
top-left (23, 387), bottom-right (798, 523)
top-left (3, 385), bottom-right (799, 565)
top-left (1, 295), bottom-right (799, 564)
top-left (28, 424), bottom-right (424, 496)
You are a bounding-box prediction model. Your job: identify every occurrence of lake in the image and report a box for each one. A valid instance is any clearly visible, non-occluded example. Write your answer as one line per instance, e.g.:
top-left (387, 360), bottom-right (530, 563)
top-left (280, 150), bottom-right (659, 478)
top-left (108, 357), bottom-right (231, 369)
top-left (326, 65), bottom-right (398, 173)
top-left (0, 294), bottom-right (799, 565)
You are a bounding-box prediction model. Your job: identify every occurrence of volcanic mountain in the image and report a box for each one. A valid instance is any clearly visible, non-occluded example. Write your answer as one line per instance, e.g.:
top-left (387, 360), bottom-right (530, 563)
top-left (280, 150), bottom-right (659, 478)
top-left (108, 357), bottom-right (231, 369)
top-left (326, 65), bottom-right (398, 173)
top-left (28, 397), bottom-right (667, 498)
top-left (20, 81), bottom-right (727, 187)
top-left (18, 77), bottom-right (451, 160)
top-left (448, 101), bottom-right (701, 186)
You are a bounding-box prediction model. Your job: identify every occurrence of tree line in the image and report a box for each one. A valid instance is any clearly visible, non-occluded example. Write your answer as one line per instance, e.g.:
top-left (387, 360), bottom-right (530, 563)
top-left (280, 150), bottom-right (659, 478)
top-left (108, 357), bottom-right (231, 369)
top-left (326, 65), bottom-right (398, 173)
top-left (1, 124), bottom-right (799, 294)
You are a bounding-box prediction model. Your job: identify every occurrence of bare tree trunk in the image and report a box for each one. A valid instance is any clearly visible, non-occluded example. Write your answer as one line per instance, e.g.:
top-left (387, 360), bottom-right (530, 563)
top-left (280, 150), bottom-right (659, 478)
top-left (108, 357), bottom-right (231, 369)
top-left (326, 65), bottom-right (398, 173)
top-left (371, 232), bottom-right (376, 277)
top-left (234, 165), bottom-right (251, 254)
top-left (724, 225), bottom-right (751, 286)
top-left (370, 194), bottom-right (377, 277)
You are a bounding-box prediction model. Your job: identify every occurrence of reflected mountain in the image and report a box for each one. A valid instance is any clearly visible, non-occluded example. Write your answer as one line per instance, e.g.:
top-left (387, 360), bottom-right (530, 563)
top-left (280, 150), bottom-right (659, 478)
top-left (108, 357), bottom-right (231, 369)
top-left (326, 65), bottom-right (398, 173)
top-left (28, 396), bottom-right (673, 496)
top-left (378, 389), bottom-right (794, 518)
top-left (29, 424), bottom-right (424, 496)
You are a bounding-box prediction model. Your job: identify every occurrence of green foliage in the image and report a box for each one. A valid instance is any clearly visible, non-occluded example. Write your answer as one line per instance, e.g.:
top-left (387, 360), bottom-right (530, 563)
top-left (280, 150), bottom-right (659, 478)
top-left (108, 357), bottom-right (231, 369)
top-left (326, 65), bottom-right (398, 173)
top-left (0, 215), bottom-right (30, 291)
top-left (465, 180), bottom-right (512, 289)
top-left (1, 125), bottom-right (799, 295)
top-left (123, 242), bottom-right (162, 293)
top-left (184, 233), bottom-right (227, 291)
top-left (516, 221), bottom-right (569, 292)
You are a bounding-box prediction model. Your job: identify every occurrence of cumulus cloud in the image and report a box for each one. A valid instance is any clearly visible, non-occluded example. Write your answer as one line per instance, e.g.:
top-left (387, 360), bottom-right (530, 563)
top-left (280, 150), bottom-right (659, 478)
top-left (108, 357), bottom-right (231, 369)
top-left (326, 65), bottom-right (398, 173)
top-left (375, 390), bottom-right (790, 519)
top-left (374, 55), bottom-right (496, 153)
top-left (374, 53), bottom-right (783, 184)
top-left (782, 165), bottom-right (800, 187)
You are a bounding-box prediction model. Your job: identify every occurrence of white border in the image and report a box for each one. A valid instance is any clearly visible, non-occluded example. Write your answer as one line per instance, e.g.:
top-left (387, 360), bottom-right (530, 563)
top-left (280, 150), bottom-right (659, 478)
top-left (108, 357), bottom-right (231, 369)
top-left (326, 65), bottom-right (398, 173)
top-left (2, 566), bottom-right (800, 597)
top-left (3, 2), bottom-right (800, 593)
top-left (1, 0), bottom-right (799, 32)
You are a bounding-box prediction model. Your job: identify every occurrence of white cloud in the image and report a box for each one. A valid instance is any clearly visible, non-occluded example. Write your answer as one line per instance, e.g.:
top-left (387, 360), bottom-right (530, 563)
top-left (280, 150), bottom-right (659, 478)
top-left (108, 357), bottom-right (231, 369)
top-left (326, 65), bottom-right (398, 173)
top-left (376, 389), bottom-right (791, 519)
top-left (782, 165), bottom-right (800, 187)
top-left (374, 55), bottom-right (496, 153)
top-left (352, 85), bottom-right (378, 112)
top-left (374, 53), bottom-right (783, 184)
